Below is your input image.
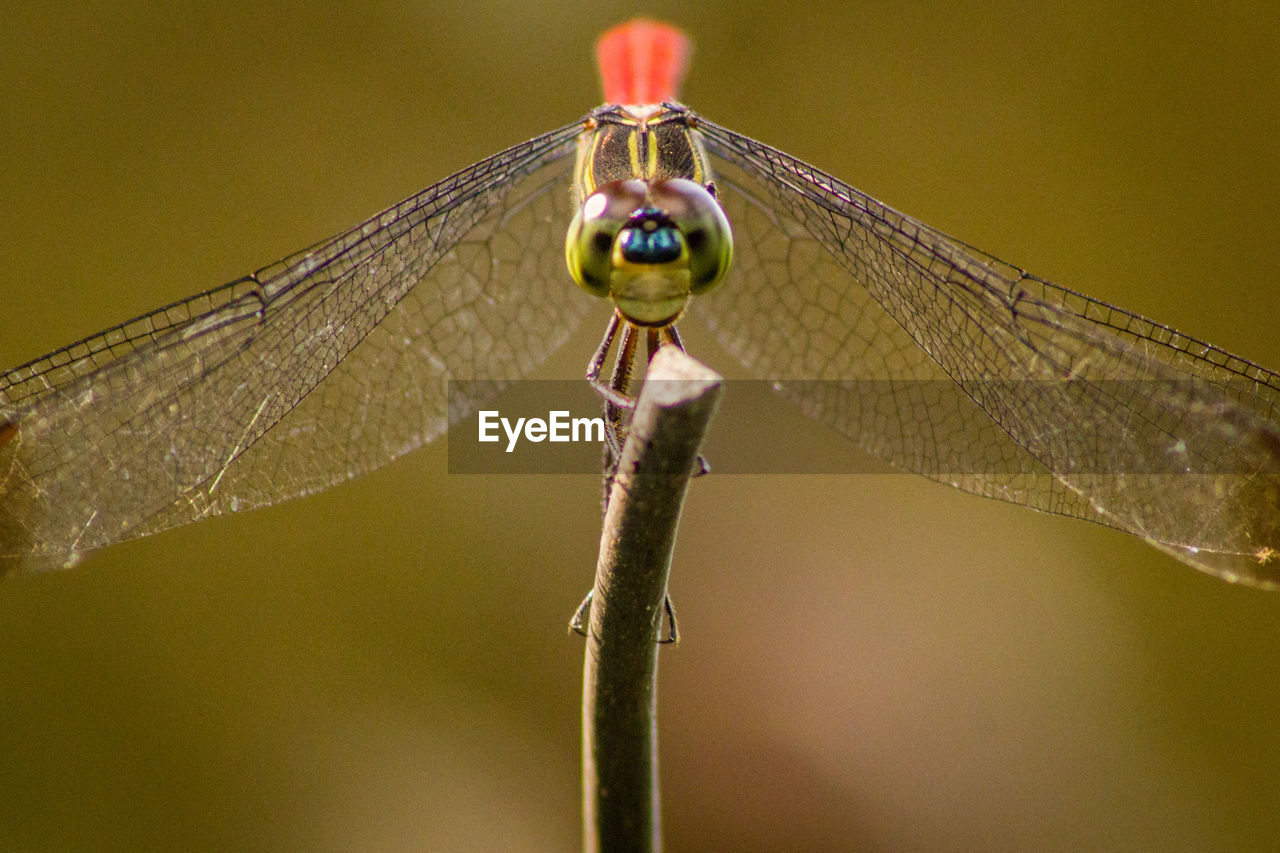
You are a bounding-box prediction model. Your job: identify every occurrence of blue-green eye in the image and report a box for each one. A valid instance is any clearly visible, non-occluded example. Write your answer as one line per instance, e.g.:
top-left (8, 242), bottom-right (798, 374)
top-left (618, 209), bottom-right (684, 265)
top-left (565, 180), bottom-right (647, 296)
top-left (564, 177), bottom-right (733, 326)
top-left (644, 179), bottom-right (732, 294)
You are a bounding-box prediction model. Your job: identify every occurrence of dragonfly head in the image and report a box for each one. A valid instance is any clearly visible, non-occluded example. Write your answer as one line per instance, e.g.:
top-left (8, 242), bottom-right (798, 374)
top-left (566, 178), bottom-right (732, 326)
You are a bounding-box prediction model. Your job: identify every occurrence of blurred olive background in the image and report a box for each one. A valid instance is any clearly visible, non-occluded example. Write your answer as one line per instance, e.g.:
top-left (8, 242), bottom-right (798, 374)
top-left (2, 1), bottom-right (1279, 850)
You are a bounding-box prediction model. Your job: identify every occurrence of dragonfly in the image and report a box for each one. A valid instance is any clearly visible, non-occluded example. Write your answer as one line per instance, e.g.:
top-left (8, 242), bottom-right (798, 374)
top-left (2, 19), bottom-right (1279, 586)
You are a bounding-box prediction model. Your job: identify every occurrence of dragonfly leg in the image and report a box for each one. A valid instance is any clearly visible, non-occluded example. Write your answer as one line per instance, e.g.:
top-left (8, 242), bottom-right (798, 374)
top-left (659, 593), bottom-right (680, 644)
top-left (569, 589), bottom-right (592, 637)
top-left (588, 316), bottom-right (709, 506)
top-left (587, 316), bottom-right (641, 506)
top-left (585, 312), bottom-right (618, 384)
top-left (586, 311), bottom-right (638, 412)
top-left (656, 323), bottom-right (683, 353)
top-left (603, 322), bottom-right (639, 462)
top-left (567, 588), bottom-right (680, 644)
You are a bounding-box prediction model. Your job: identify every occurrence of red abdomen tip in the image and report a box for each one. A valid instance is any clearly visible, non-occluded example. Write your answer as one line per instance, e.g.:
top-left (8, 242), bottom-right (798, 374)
top-left (596, 19), bottom-right (691, 106)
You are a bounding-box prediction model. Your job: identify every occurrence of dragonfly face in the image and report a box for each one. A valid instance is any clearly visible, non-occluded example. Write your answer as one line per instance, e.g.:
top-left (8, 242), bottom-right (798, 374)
top-left (565, 106), bottom-right (733, 326)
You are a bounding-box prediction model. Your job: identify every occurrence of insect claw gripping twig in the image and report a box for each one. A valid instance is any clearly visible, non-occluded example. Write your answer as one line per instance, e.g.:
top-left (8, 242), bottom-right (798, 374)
top-left (570, 589), bottom-right (681, 644)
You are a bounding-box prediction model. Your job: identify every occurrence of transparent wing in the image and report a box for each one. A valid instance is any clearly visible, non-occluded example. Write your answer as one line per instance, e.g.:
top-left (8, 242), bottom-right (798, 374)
top-left (0, 119), bottom-right (590, 573)
top-left (694, 116), bottom-right (1280, 587)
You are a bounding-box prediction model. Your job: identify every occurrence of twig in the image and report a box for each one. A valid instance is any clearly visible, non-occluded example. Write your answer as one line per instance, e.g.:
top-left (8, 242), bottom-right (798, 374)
top-left (581, 346), bottom-right (722, 853)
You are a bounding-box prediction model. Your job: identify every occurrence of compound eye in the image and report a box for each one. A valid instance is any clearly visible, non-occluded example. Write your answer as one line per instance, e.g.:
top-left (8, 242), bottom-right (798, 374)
top-left (646, 179), bottom-right (733, 293)
top-left (565, 180), bottom-right (648, 296)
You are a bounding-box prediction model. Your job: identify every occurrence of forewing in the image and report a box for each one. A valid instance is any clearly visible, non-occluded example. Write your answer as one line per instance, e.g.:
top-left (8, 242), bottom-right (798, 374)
top-left (0, 120), bottom-right (588, 572)
top-left (695, 117), bottom-right (1280, 587)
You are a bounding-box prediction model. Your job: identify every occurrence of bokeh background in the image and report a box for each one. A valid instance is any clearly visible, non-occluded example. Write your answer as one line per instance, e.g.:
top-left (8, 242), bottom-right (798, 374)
top-left (2, 1), bottom-right (1279, 850)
